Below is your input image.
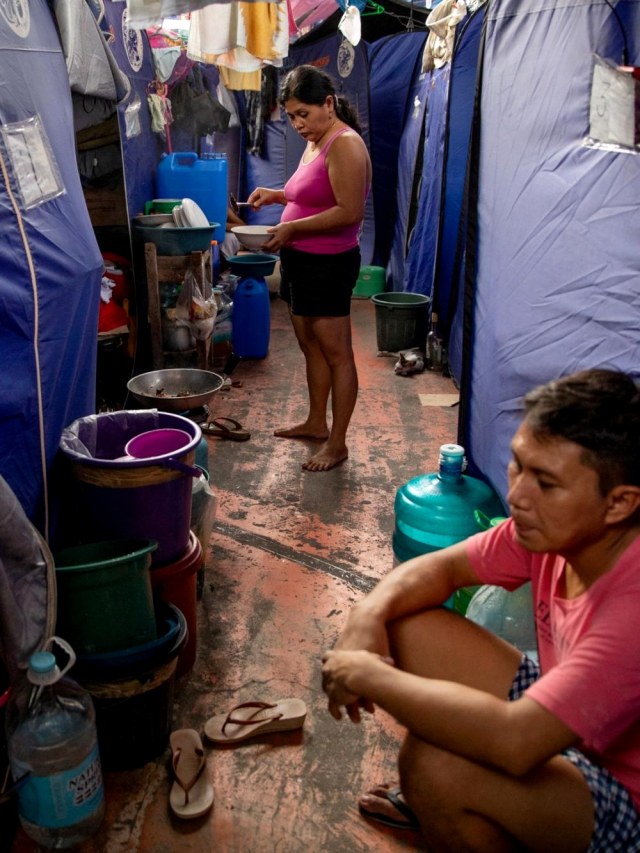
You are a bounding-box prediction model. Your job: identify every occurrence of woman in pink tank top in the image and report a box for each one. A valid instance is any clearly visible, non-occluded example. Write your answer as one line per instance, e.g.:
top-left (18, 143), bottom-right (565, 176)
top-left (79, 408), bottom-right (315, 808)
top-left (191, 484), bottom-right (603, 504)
top-left (248, 65), bottom-right (372, 473)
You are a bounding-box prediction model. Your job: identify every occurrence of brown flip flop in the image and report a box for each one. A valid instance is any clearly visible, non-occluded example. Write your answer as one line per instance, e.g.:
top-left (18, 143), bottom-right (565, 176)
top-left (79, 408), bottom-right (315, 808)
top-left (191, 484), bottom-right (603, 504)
top-left (202, 417), bottom-right (250, 441)
top-left (203, 699), bottom-right (307, 744)
top-left (169, 729), bottom-right (214, 819)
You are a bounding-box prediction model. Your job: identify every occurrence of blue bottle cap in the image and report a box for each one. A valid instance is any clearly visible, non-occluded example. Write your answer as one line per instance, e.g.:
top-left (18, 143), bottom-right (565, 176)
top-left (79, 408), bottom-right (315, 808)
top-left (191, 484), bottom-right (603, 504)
top-left (29, 651), bottom-right (56, 674)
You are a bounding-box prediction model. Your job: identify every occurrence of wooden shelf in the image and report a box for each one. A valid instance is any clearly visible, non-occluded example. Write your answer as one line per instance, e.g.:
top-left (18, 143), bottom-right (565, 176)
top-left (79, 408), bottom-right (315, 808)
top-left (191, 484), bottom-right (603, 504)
top-left (144, 243), bottom-right (212, 370)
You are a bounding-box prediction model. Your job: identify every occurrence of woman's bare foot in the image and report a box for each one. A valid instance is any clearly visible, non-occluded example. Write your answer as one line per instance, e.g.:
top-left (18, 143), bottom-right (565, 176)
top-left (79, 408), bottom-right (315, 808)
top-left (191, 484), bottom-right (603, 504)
top-left (274, 422), bottom-right (329, 440)
top-left (302, 444), bottom-right (348, 472)
top-left (358, 782), bottom-right (420, 831)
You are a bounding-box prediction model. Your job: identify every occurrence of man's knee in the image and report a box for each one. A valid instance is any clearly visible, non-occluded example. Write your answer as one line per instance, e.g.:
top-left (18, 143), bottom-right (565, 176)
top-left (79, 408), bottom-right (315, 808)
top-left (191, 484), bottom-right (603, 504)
top-left (388, 607), bottom-right (522, 695)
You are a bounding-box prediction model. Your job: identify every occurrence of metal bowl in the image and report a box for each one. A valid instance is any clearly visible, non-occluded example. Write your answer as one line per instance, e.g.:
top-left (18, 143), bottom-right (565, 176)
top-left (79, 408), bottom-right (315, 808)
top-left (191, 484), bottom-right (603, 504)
top-left (127, 369), bottom-right (224, 412)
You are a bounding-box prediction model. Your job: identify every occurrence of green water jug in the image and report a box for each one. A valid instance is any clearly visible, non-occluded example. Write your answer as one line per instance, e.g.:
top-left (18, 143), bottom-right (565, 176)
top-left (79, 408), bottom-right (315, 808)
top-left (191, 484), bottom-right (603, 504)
top-left (392, 444), bottom-right (505, 612)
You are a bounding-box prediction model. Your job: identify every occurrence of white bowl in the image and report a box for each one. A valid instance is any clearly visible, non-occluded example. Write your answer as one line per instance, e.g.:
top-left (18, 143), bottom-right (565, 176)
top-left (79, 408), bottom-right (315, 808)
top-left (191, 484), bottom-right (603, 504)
top-left (231, 225), bottom-right (272, 250)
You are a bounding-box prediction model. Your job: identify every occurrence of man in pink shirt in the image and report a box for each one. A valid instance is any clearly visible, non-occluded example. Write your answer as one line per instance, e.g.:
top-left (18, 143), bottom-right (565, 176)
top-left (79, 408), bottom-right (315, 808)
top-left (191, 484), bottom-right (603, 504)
top-left (322, 368), bottom-right (640, 851)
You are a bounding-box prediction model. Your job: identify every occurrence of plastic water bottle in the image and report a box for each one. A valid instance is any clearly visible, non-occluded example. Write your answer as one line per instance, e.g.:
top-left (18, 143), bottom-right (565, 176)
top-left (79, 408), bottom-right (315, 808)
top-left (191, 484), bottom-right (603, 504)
top-left (392, 444), bottom-right (505, 612)
top-left (465, 512), bottom-right (539, 660)
top-left (466, 584), bottom-right (539, 661)
top-left (6, 641), bottom-right (104, 848)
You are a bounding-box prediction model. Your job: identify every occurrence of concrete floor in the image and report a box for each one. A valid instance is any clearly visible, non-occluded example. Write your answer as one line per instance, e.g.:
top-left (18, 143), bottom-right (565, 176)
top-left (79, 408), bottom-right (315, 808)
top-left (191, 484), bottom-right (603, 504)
top-left (11, 296), bottom-right (459, 852)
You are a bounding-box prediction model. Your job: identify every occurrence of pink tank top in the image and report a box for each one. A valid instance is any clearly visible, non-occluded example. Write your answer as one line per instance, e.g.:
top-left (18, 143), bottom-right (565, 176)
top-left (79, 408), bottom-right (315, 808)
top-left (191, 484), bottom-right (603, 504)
top-left (281, 127), bottom-right (363, 254)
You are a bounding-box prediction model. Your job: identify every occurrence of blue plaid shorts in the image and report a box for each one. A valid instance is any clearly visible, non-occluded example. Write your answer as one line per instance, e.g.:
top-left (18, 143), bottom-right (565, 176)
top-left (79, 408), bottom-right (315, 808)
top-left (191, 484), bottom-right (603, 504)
top-left (510, 655), bottom-right (640, 853)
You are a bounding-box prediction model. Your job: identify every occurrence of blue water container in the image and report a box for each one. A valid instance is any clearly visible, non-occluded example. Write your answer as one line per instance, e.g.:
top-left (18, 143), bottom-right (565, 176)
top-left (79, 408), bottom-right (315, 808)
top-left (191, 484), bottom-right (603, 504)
top-left (393, 444), bottom-right (505, 612)
top-left (232, 277), bottom-right (270, 358)
top-left (155, 152), bottom-right (227, 244)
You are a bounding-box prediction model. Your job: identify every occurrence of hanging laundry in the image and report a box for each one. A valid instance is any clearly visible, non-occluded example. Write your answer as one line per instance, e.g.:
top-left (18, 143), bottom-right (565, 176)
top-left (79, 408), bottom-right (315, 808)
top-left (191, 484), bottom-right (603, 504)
top-left (169, 67), bottom-right (232, 140)
top-left (422, 0), bottom-right (467, 72)
top-left (188, 1), bottom-right (289, 73)
top-left (244, 65), bottom-right (279, 154)
top-left (54, 0), bottom-right (130, 102)
top-left (219, 67), bottom-right (263, 92)
top-left (147, 92), bottom-right (173, 133)
top-left (126, 0), bottom-right (226, 30)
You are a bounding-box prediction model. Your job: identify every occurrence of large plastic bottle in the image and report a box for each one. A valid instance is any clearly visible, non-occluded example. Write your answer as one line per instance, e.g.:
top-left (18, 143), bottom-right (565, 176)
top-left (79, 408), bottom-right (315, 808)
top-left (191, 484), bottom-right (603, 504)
top-left (155, 151), bottom-right (227, 244)
top-left (6, 642), bottom-right (104, 848)
top-left (465, 513), bottom-right (538, 660)
top-left (393, 444), bottom-right (505, 612)
top-left (232, 276), bottom-right (270, 358)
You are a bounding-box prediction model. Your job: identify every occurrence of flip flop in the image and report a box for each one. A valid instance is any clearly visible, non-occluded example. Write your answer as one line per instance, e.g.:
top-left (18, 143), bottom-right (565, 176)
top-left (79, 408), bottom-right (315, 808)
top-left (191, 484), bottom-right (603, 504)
top-left (358, 785), bottom-right (420, 831)
top-left (202, 417), bottom-right (251, 442)
top-left (169, 729), bottom-right (214, 819)
top-left (204, 699), bottom-right (307, 744)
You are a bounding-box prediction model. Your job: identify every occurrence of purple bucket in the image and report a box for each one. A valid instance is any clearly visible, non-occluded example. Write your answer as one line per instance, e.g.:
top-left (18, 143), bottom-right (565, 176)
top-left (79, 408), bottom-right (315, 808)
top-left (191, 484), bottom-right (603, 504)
top-left (60, 411), bottom-right (202, 565)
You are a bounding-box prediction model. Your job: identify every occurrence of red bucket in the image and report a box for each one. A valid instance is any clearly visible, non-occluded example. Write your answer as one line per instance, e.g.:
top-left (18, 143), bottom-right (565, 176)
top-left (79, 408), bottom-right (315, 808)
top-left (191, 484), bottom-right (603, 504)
top-left (150, 532), bottom-right (202, 677)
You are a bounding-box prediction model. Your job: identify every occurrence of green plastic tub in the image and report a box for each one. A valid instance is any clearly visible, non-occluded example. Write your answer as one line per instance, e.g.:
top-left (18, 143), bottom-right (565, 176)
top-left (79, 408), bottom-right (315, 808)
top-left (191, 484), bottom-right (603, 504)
top-left (54, 539), bottom-right (158, 656)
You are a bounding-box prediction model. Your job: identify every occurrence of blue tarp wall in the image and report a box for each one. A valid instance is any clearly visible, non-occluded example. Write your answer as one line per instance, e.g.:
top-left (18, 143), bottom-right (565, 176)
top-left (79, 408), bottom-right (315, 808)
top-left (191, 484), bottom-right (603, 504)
top-left (0, 0), bottom-right (103, 537)
top-left (454, 0), bottom-right (640, 500)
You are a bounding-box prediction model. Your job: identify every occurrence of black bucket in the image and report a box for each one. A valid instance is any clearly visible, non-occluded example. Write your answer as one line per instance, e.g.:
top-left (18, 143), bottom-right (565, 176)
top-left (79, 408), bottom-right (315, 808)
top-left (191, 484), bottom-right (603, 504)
top-left (73, 603), bottom-right (187, 770)
top-left (371, 292), bottom-right (430, 352)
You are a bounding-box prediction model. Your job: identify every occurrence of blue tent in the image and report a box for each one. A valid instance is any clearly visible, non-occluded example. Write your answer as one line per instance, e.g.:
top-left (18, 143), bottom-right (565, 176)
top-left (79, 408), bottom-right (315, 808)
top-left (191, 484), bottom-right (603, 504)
top-left (456, 0), bottom-right (640, 498)
top-left (0, 0), bottom-right (103, 537)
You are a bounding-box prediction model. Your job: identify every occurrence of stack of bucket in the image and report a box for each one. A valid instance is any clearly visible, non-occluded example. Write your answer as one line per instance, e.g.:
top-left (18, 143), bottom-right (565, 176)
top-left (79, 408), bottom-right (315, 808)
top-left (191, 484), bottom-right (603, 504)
top-left (57, 411), bottom-right (206, 768)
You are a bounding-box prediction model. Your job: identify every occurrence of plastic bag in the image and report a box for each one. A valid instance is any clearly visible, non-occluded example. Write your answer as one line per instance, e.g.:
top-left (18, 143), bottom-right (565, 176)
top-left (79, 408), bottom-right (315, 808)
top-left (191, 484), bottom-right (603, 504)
top-left (585, 55), bottom-right (640, 154)
top-left (175, 267), bottom-right (217, 341)
top-left (191, 473), bottom-right (218, 563)
top-left (466, 583), bottom-right (538, 661)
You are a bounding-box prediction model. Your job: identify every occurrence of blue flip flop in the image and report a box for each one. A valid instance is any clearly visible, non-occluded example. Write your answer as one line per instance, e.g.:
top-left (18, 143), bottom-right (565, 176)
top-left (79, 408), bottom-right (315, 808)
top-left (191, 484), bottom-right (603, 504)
top-left (359, 785), bottom-right (421, 831)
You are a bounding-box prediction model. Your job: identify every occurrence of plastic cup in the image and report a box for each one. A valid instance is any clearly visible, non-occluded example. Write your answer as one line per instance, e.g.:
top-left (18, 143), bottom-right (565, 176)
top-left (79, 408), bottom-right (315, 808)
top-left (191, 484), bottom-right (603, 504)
top-left (125, 428), bottom-right (192, 460)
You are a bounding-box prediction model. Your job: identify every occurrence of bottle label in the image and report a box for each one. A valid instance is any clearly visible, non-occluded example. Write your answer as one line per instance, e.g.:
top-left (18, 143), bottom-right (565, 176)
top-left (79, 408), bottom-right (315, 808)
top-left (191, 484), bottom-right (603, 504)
top-left (16, 745), bottom-right (104, 829)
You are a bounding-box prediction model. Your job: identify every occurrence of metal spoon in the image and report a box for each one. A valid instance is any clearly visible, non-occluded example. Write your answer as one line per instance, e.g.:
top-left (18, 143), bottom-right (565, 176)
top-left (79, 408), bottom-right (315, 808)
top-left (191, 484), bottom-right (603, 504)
top-left (229, 193), bottom-right (252, 214)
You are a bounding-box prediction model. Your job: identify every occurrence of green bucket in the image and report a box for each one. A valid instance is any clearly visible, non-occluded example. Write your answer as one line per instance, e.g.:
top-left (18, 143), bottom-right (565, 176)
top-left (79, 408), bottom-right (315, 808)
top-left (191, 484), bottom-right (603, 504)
top-left (54, 539), bottom-right (158, 656)
top-left (354, 265), bottom-right (385, 298)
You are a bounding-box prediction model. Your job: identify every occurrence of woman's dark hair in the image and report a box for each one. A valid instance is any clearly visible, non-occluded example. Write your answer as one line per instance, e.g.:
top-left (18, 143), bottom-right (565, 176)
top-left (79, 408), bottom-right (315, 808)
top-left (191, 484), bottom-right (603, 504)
top-left (523, 368), bottom-right (640, 493)
top-left (279, 65), bottom-right (362, 133)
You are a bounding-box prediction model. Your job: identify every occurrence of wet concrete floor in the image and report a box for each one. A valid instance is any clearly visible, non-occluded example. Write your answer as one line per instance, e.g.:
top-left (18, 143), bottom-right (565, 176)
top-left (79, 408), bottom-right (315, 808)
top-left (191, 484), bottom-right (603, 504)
top-left (11, 295), bottom-right (459, 852)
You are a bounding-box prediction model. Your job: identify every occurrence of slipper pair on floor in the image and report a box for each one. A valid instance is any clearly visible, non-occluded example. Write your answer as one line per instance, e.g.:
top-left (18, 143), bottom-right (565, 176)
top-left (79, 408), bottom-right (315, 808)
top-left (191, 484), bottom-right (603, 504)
top-left (169, 699), bottom-right (307, 819)
top-left (202, 417), bottom-right (250, 441)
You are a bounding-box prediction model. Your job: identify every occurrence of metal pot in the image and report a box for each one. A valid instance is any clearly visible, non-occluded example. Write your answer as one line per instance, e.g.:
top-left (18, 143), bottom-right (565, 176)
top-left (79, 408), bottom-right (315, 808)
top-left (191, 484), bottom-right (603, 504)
top-left (126, 369), bottom-right (224, 412)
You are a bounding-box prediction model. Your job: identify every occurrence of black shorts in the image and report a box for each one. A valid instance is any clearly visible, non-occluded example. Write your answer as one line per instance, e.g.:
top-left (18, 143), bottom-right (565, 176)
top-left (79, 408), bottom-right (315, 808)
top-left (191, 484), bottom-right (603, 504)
top-left (279, 246), bottom-right (361, 317)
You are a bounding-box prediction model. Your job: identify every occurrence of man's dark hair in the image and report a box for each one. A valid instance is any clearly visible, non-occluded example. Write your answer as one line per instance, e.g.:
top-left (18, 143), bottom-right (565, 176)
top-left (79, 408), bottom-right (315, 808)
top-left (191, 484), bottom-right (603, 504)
top-left (523, 369), bottom-right (640, 494)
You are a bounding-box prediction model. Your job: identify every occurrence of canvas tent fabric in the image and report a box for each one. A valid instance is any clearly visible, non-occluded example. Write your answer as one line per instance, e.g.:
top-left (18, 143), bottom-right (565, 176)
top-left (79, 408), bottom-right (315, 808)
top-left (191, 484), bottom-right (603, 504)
top-left (99, 1), bottom-right (162, 221)
top-left (367, 31), bottom-right (427, 270)
top-left (0, 0), bottom-right (103, 537)
top-left (432, 4), bottom-right (485, 337)
top-left (457, 0), bottom-right (640, 500)
top-left (403, 63), bottom-right (450, 298)
top-left (385, 68), bottom-right (432, 291)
